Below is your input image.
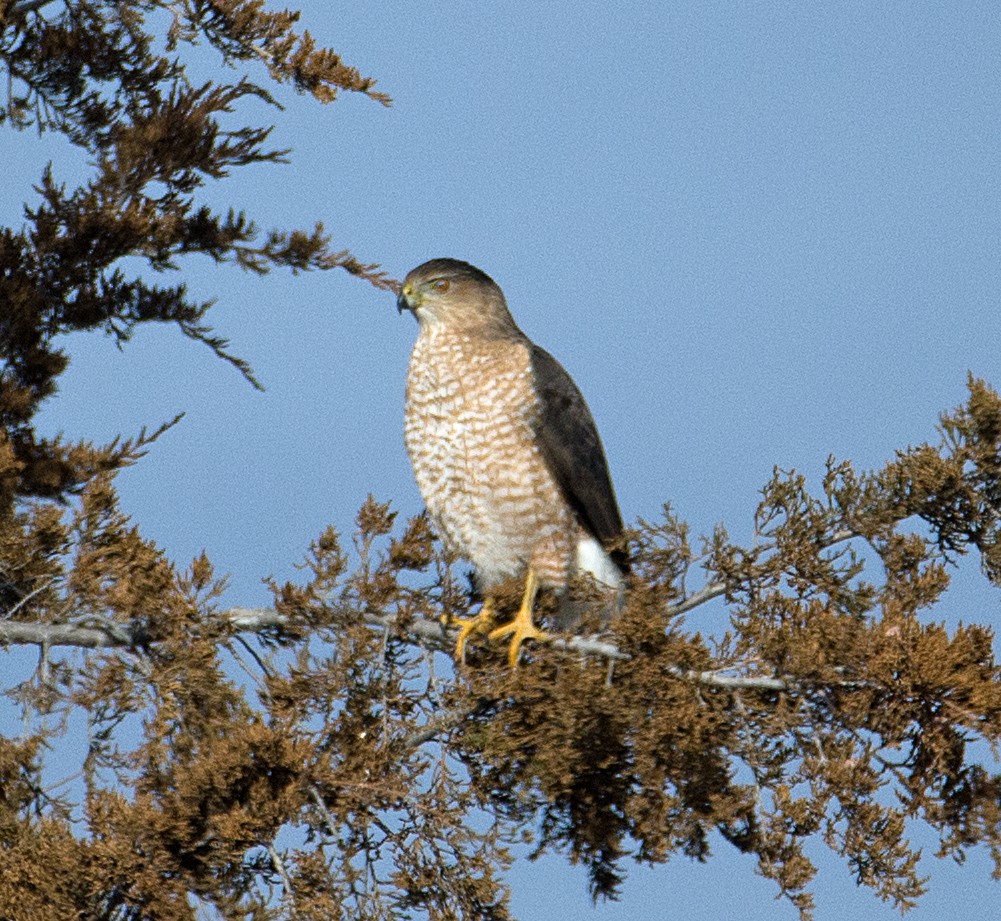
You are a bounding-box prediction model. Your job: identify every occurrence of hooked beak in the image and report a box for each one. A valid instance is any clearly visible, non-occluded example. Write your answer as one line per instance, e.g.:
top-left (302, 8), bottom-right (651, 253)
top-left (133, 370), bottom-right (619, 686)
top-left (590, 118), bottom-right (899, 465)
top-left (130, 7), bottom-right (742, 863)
top-left (397, 284), bottom-right (416, 315)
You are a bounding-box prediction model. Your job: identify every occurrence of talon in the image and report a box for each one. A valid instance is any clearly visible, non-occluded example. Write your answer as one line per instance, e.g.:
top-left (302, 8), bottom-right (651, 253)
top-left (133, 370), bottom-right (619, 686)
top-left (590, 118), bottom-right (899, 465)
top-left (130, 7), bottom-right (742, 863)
top-left (488, 570), bottom-right (546, 666)
top-left (488, 616), bottom-right (548, 667)
top-left (449, 597), bottom-right (495, 663)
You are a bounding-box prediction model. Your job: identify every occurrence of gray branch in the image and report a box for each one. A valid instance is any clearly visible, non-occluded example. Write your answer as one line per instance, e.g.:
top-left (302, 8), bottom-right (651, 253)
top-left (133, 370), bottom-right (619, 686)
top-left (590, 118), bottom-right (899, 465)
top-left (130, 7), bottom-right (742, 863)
top-left (0, 620), bottom-right (140, 648)
top-left (267, 843), bottom-right (297, 913)
top-left (667, 579), bottom-right (727, 617)
top-left (0, 605), bottom-right (452, 653)
top-left (665, 527), bottom-right (858, 618)
top-left (0, 605), bottom-right (798, 692)
top-left (392, 705), bottom-right (483, 751)
top-left (7, 0), bottom-right (58, 19)
top-left (667, 667), bottom-right (789, 691)
top-left (1, 520), bottom-right (865, 692)
top-left (1, 525), bottom-right (864, 687)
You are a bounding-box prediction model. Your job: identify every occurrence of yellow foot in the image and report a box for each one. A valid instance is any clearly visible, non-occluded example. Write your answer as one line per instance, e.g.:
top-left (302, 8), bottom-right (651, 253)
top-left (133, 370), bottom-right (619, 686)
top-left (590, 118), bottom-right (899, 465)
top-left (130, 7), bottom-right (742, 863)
top-left (447, 598), bottom-right (495, 663)
top-left (487, 569), bottom-right (546, 666)
top-left (488, 615), bottom-right (548, 667)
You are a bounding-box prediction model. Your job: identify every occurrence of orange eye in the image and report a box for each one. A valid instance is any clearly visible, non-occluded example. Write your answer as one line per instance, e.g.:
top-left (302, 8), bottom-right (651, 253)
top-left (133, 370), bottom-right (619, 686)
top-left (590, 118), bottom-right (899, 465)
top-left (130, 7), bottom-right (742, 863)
top-left (430, 278), bottom-right (450, 293)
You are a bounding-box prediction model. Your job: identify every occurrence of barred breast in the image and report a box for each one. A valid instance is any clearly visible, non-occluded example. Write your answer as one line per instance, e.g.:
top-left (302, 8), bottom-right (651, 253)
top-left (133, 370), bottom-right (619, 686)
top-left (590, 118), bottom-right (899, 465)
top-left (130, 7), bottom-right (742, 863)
top-left (404, 328), bottom-right (574, 591)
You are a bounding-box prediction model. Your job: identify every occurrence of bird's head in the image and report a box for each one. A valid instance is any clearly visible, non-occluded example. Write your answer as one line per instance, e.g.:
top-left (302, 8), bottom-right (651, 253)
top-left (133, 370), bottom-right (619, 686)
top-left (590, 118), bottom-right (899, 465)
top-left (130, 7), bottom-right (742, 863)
top-left (397, 258), bottom-right (515, 334)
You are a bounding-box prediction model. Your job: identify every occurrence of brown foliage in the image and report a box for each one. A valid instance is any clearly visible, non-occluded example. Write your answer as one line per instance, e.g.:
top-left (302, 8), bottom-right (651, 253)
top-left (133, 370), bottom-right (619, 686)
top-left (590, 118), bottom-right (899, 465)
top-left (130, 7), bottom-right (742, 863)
top-left (0, 0), bottom-right (394, 506)
top-left (4, 380), bottom-right (1001, 919)
top-left (3, 4), bottom-right (1001, 920)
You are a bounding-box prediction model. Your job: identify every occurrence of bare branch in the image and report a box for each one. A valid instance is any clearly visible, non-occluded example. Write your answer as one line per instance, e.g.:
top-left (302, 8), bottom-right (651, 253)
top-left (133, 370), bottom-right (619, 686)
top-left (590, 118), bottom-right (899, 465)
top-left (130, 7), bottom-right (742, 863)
top-left (0, 606), bottom-right (799, 692)
top-left (6, 0), bottom-right (58, 18)
top-left (667, 579), bottom-right (727, 617)
top-left (0, 620), bottom-right (140, 648)
top-left (224, 606), bottom-right (289, 632)
top-left (268, 843), bottom-right (297, 913)
top-left (391, 705), bottom-right (484, 751)
top-left (554, 634), bottom-right (631, 661)
top-left (667, 527), bottom-right (858, 618)
top-left (666, 667), bottom-right (789, 691)
top-left (3, 577), bottom-right (57, 620)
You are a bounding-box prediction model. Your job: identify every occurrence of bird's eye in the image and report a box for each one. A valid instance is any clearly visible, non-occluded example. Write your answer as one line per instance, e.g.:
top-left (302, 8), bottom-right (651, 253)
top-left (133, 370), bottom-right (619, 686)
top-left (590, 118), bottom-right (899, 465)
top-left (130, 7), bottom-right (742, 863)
top-left (430, 279), bottom-right (450, 293)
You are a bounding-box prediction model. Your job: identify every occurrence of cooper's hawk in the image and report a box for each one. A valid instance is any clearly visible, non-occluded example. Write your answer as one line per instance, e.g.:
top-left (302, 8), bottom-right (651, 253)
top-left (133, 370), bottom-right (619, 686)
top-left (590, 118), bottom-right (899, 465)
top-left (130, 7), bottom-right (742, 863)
top-left (398, 258), bottom-right (626, 665)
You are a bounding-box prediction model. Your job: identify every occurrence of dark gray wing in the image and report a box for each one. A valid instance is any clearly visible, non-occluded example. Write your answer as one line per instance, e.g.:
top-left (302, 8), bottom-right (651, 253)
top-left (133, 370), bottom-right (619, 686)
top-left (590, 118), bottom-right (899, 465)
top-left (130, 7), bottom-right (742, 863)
top-left (528, 344), bottom-right (627, 569)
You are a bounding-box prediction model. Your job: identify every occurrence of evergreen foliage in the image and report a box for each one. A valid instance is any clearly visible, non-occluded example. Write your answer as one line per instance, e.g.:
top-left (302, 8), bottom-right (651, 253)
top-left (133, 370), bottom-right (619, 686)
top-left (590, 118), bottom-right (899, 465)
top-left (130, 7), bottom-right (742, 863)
top-left (2, 4), bottom-right (1000, 919)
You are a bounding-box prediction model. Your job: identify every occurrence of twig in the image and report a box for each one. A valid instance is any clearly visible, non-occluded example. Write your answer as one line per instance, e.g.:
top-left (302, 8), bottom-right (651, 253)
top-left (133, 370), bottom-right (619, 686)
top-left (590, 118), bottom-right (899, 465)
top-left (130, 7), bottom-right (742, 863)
top-left (667, 579), bottom-right (727, 617)
top-left (308, 784), bottom-right (338, 839)
top-left (225, 634), bottom-right (273, 690)
top-left (268, 842), bottom-right (297, 914)
top-left (666, 527), bottom-right (858, 618)
top-left (391, 705), bottom-right (482, 751)
top-left (6, 0), bottom-right (57, 19)
top-left (3, 577), bottom-right (58, 620)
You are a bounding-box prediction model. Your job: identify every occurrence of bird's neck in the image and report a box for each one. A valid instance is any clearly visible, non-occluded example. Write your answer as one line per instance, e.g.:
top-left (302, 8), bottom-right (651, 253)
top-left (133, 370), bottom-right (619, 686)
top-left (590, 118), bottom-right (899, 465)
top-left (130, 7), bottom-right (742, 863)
top-left (418, 317), bottom-right (523, 343)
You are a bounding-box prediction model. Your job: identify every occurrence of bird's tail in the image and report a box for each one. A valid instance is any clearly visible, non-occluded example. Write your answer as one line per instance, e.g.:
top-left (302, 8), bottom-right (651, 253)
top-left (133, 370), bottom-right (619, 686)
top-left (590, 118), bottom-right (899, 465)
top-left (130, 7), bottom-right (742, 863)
top-left (553, 536), bottom-right (626, 632)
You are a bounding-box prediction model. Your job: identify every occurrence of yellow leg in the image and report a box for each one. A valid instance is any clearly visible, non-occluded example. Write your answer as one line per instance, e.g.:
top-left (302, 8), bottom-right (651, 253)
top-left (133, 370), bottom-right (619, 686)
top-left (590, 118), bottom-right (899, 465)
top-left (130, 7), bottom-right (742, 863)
top-left (488, 569), bottom-right (548, 666)
top-left (448, 596), bottom-right (496, 664)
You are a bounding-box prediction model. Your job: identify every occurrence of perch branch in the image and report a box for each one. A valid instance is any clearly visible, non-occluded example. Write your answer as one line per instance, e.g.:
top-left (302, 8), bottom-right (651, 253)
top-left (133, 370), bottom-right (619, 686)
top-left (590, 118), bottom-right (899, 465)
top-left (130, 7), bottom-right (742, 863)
top-left (0, 606), bottom-right (798, 692)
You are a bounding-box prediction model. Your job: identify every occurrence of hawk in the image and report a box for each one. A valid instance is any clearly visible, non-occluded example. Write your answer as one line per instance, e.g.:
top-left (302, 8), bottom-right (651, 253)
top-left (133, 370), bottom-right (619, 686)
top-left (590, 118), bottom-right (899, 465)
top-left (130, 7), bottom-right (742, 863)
top-left (397, 258), bottom-right (626, 665)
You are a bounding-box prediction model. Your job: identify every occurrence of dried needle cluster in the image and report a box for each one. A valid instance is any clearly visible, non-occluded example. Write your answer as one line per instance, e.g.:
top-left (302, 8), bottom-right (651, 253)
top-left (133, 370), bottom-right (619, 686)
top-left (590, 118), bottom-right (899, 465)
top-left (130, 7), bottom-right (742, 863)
top-left (3, 4), bottom-right (1001, 920)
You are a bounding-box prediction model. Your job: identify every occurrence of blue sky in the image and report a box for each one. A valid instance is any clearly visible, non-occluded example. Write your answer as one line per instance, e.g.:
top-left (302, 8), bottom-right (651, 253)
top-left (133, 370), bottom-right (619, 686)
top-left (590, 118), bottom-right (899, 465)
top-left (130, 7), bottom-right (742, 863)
top-left (5, 2), bottom-right (1001, 918)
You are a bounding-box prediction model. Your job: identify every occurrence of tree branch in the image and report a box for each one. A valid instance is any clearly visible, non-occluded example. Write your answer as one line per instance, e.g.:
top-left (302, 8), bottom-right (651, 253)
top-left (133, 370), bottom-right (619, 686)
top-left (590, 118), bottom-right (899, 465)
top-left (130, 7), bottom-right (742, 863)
top-left (666, 667), bottom-right (789, 691)
top-left (391, 703), bottom-right (489, 751)
top-left (6, 0), bottom-right (57, 19)
top-left (0, 606), bottom-right (800, 692)
top-left (0, 620), bottom-right (141, 648)
top-left (665, 527), bottom-right (858, 618)
top-left (0, 525), bottom-right (865, 690)
top-left (667, 579), bottom-right (727, 617)
top-left (268, 842), bottom-right (297, 913)
top-left (0, 605), bottom-right (630, 659)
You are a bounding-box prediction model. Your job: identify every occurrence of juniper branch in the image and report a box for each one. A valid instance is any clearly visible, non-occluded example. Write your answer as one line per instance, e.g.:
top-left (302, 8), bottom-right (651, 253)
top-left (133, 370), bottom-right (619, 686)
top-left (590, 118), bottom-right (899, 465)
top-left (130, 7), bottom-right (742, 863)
top-left (0, 607), bottom-right (799, 691)
top-left (666, 527), bottom-right (858, 617)
top-left (0, 523), bottom-right (864, 689)
top-left (6, 0), bottom-right (56, 18)
top-left (0, 620), bottom-right (141, 648)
